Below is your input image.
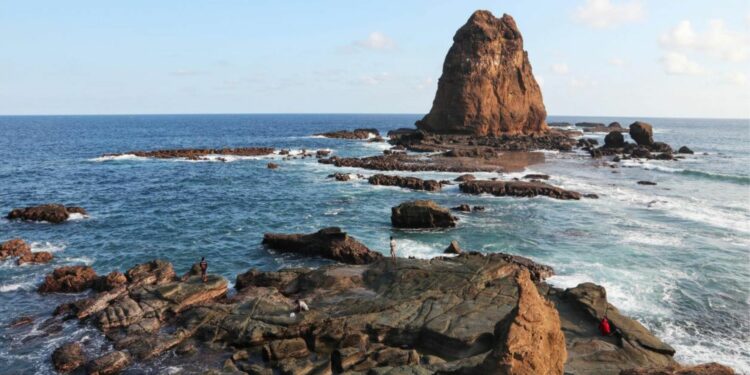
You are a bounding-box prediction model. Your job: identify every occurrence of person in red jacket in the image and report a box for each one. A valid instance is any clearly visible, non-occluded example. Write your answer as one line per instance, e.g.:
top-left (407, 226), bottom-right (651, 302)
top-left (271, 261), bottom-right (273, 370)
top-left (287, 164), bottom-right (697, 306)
top-left (599, 316), bottom-right (612, 336)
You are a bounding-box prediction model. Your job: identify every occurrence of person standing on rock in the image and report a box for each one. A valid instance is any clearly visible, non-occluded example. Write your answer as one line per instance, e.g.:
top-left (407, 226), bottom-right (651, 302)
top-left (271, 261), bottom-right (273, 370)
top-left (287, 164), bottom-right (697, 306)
top-left (199, 257), bottom-right (208, 282)
top-left (390, 236), bottom-right (397, 264)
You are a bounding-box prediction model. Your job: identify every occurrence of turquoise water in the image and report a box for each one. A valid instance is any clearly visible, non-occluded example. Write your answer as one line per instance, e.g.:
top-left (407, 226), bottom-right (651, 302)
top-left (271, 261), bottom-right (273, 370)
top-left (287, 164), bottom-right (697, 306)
top-left (0, 114), bottom-right (748, 373)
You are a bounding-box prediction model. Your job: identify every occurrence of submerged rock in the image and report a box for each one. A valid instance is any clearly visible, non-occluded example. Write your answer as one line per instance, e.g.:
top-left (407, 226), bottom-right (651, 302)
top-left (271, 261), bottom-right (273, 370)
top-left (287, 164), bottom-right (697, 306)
top-left (263, 227), bottom-right (383, 264)
top-left (7, 204), bottom-right (87, 224)
top-left (416, 10), bottom-right (547, 136)
top-left (39, 266), bottom-right (98, 293)
top-left (677, 146), bottom-right (694, 154)
top-left (391, 200), bottom-right (457, 228)
top-left (459, 180), bottom-right (581, 200)
top-left (368, 174), bottom-right (442, 191)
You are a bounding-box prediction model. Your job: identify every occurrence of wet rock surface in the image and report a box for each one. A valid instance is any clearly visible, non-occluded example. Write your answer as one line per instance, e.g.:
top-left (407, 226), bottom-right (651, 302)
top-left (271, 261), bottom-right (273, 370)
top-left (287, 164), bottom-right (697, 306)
top-left (263, 227), bottom-right (383, 264)
top-left (460, 180), bottom-right (582, 200)
top-left (39, 265), bottom-right (98, 293)
top-left (368, 174), bottom-right (442, 191)
top-left (29, 252), bottom-right (700, 374)
top-left (0, 238), bottom-right (32, 260)
top-left (101, 147), bottom-right (275, 160)
top-left (6, 204), bottom-right (87, 223)
top-left (416, 11), bottom-right (547, 136)
top-left (314, 128), bottom-right (380, 139)
top-left (391, 200), bottom-right (457, 228)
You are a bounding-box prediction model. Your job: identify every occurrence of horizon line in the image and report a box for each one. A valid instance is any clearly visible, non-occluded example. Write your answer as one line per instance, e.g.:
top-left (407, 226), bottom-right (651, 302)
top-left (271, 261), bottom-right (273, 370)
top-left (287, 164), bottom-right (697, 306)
top-left (0, 112), bottom-right (747, 121)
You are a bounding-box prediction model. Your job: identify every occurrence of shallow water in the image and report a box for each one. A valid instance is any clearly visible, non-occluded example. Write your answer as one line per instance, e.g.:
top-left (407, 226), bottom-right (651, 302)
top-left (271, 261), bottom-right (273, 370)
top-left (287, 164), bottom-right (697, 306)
top-left (0, 114), bottom-right (748, 373)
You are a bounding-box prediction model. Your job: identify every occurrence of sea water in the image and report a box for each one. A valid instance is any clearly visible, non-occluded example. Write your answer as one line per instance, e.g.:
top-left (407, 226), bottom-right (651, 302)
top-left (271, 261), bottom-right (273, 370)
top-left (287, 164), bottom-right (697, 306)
top-left (0, 114), bottom-right (748, 373)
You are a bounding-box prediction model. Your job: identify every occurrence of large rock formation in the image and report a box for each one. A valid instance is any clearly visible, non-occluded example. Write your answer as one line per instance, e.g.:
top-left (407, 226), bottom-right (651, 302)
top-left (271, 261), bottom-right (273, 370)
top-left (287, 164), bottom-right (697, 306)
top-left (391, 200), bottom-right (457, 228)
top-left (262, 227), bottom-right (383, 264)
top-left (629, 122), bottom-right (654, 146)
top-left (7, 204), bottom-right (87, 223)
top-left (38, 265), bottom-right (98, 293)
top-left (416, 10), bottom-right (548, 136)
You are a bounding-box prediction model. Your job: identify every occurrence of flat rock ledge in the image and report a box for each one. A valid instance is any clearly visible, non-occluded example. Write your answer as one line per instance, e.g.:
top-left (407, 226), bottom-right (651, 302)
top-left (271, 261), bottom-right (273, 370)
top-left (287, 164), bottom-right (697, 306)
top-left (263, 227), bottom-right (383, 265)
top-left (368, 174), bottom-right (442, 192)
top-left (101, 147), bottom-right (275, 160)
top-left (28, 252), bottom-right (722, 374)
top-left (7, 203), bottom-right (88, 224)
top-left (460, 180), bottom-right (582, 200)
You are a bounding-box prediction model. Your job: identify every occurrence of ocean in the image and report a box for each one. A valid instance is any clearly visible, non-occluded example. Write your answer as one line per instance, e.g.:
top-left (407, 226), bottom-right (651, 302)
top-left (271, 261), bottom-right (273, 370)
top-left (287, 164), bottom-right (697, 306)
top-left (0, 114), bottom-right (748, 373)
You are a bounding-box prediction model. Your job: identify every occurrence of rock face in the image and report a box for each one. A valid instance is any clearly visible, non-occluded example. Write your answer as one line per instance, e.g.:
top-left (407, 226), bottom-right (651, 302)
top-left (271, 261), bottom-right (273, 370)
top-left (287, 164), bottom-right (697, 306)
top-left (7, 204), bottom-right (87, 223)
top-left (478, 269), bottom-right (566, 374)
top-left (445, 240), bottom-right (462, 254)
top-left (629, 121), bottom-right (654, 146)
top-left (460, 180), bottom-right (581, 200)
top-left (416, 10), bottom-right (548, 136)
top-left (52, 342), bottom-right (85, 373)
top-left (263, 227), bottom-right (383, 264)
top-left (39, 265), bottom-right (98, 293)
top-left (391, 200), bottom-right (457, 228)
top-left (368, 174), bottom-right (442, 191)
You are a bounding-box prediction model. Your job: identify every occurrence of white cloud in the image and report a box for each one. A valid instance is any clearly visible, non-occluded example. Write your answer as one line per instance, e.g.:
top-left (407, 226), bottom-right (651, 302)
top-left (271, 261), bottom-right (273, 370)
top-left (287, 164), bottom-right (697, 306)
top-left (660, 52), bottom-right (705, 75)
top-left (573, 0), bottom-right (644, 29)
top-left (353, 32), bottom-right (396, 51)
top-left (609, 57), bottom-right (626, 66)
top-left (551, 63), bottom-right (569, 75)
top-left (416, 77), bottom-right (434, 90)
top-left (726, 72), bottom-right (747, 86)
top-left (660, 19), bottom-right (749, 62)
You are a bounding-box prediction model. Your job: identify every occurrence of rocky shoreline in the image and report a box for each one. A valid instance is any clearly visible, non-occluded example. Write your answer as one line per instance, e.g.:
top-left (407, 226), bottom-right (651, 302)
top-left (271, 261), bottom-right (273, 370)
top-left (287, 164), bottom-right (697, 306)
top-left (10, 230), bottom-right (733, 374)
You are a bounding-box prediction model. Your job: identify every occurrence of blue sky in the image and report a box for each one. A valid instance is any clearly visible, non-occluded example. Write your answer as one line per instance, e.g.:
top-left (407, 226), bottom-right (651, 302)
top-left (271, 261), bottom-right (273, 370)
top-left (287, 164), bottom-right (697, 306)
top-left (1, 0), bottom-right (748, 118)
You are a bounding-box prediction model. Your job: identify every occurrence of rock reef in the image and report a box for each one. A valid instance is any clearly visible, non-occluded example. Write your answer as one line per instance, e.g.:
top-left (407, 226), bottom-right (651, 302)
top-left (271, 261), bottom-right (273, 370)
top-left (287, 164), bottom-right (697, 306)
top-left (262, 227), bottom-right (383, 264)
top-left (7, 204), bottom-right (87, 224)
top-left (368, 174), bottom-right (442, 192)
top-left (314, 128), bottom-right (380, 140)
top-left (416, 10), bottom-right (547, 136)
top-left (460, 180), bottom-right (582, 200)
top-left (102, 147), bottom-right (275, 160)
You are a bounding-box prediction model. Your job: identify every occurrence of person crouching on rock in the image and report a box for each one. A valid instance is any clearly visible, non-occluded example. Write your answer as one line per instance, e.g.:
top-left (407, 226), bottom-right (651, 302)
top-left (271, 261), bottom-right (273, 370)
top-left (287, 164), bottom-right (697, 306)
top-left (199, 257), bottom-right (208, 283)
top-left (294, 299), bottom-right (309, 313)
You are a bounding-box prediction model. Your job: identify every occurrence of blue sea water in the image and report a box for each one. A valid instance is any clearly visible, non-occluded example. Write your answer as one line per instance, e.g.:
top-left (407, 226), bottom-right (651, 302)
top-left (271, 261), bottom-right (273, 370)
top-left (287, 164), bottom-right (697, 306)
top-left (0, 114), bottom-right (748, 373)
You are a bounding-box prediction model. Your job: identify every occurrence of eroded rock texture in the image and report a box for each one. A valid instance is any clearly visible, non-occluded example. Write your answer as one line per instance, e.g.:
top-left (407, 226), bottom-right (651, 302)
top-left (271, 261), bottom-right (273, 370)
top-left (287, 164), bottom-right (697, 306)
top-left (416, 10), bottom-right (548, 136)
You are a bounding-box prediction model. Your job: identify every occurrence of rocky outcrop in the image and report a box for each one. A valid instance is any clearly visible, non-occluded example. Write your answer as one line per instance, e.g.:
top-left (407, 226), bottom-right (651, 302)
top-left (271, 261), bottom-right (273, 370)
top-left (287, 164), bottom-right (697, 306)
top-left (101, 147), bottom-right (275, 160)
top-left (39, 265), bottom-right (98, 293)
top-left (629, 122), bottom-right (654, 146)
top-left (605, 131), bottom-right (625, 148)
top-left (460, 180), bottom-right (581, 200)
top-left (125, 260), bottom-right (176, 287)
top-left (619, 363), bottom-right (735, 375)
top-left (87, 351), bottom-right (131, 375)
top-left (368, 174), bottom-right (442, 191)
top-left (263, 227), bottom-right (383, 264)
top-left (93, 271), bottom-right (128, 292)
top-left (677, 146), bottom-right (694, 154)
top-left (52, 342), bottom-right (85, 373)
top-left (314, 128), bottom-right (380, 140)
top-left (478, 269), bottom-right (566, 374)
top-left (0, 238), bottom-right (31, 260)
top-left (455, 174), bottom-right (476, 182)
top-left (445, 240), bottom-right (462, 254)
top-left (523, 173), bottom-right (549, 180)
top-left (416, 10), bottom-right (547, 136)
top-left (391, 200), bottom-right (457, 228)
top-left (16, 251), bottom-right (53, 265)
top-left (7, 204), bottom-right (87, 223)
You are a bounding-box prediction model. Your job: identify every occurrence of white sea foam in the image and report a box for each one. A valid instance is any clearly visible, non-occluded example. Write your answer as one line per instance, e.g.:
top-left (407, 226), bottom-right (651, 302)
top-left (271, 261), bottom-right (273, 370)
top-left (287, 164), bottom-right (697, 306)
top-left (67, 212), bottom-right (87, 221)
top-left (0, 281), bottom-right (35, 293)
top-left (89, 154), bottom-right (147, 162)
top-left (62, 256), bottom-right (93, 266)
top-left (30, 241), bottom-right (66, 253)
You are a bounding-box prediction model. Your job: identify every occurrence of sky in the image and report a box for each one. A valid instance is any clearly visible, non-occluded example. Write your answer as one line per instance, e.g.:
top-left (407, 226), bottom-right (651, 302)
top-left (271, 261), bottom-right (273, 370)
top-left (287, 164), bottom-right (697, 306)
top-left (1, 0), bottom-right (749, 118)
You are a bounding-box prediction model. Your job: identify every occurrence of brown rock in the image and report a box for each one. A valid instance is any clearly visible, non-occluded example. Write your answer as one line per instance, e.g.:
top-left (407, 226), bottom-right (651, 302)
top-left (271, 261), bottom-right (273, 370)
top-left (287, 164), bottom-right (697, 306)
top-left (444, 240), bottom-right (462, 254)
top-left (368, 174), bottom-right (442, 191)
top-left (391, 200), bottom-right (457, 228)
top-left (262, 338), bottom-right (310, 361)
top-left (87, 351), bottom-right (131, 375)
top-left (6, 204), bottom-right (87, 223)
top-left (314, 128), bottom-right (380, 140)
top-left (267, 162), bottom-right (279, 169)
top-left (101, 147), bottom-right (275, 159)
top-left (629, 121), bottom-right (654, 146)
top-left (39, 265), bottom-right (98, 293)
top-left (263, 227), bottom-right (383, 264)
top-left (0, 238), bottom-right (31, 260)
top-left (9, 315), bottom-right (34, 328)
top-left (605, 130), bottom-right (625, 148)
top-left (620, 363), bottom-right (735, 375)
top-left (453, 204), bottom-right (472, 212)
top-left (416, 10), bottom-right (547, 136)
top-left (125, 259), bottom-right (176, 287)
top-left (52, 342), bottom-right (85, 373)
top-left (460, 180), bottom-right (581, 200)
top-left (16, 251), bottom-right (53, 265)
top-left (454, 174), bottom-right (476, 182)
top-left (480, 269), bottom-right (566, 374)
top-left (93, 271), bottom-right (128, 292)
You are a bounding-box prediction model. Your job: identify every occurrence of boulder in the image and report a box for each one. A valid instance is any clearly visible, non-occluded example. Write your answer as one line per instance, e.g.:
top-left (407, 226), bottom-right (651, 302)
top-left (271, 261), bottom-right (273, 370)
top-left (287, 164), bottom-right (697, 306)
top-left (52, 342), bottom-right (85, 373)
top-left (459, 180), bottom-right (581, 200)
top-left (87, 351), bottom-right (131, 375)
top-left (267, 162), bottom-right (279, 169)
top-left (609, 122), bottom-right (622, 128)
top-left (677, 146), bottom-right (694, 154)
top-left (93, 271), bottom-right (128, 292)
top-left (453, 204), bottom-right (472, 212)
top-left (629, 121), bottom-right (654, 146)
top-left (444, 240), bottom-right (462, 254)
top-left (415, 11), bottom-right (547, 136)
top-left (262, 338), bottom-right (310, 361)
top-left (454, 174), bottom-right (476, 182)
top-left (316, 150), bottom-right (332, 157)
top-left (0, 238), bottom-right (31, 260)
top-left (391, 200), bottom-right (457, 228)
top-left (576, 122), bottom-right (606, 128)
top-left (6, 204), bottom-right (87, 223)
top-left (328, 173), bottom-right (351, 181)
top-left (604, 131), bottom-right (625, 148)
top-left (39, 266), bottom-right (98, 293)
top-left (16, 251), bottom-right (53, 265)
top-left (263, 227), bottom-right (383, 264)
top-left (479, 269), bottom-right (566, 374)
top-left (368, 174), bottom-right (442, 192)
top-left (619, 363), bottom-right (735, 375)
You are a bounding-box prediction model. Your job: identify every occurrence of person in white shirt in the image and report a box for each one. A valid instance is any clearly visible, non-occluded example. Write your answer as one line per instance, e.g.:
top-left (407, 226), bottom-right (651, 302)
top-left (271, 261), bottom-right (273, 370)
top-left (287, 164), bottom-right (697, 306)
top-left (294, 299), bottom-right (309, 313)
top-left (390, 236), bottom-right (397, 263)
